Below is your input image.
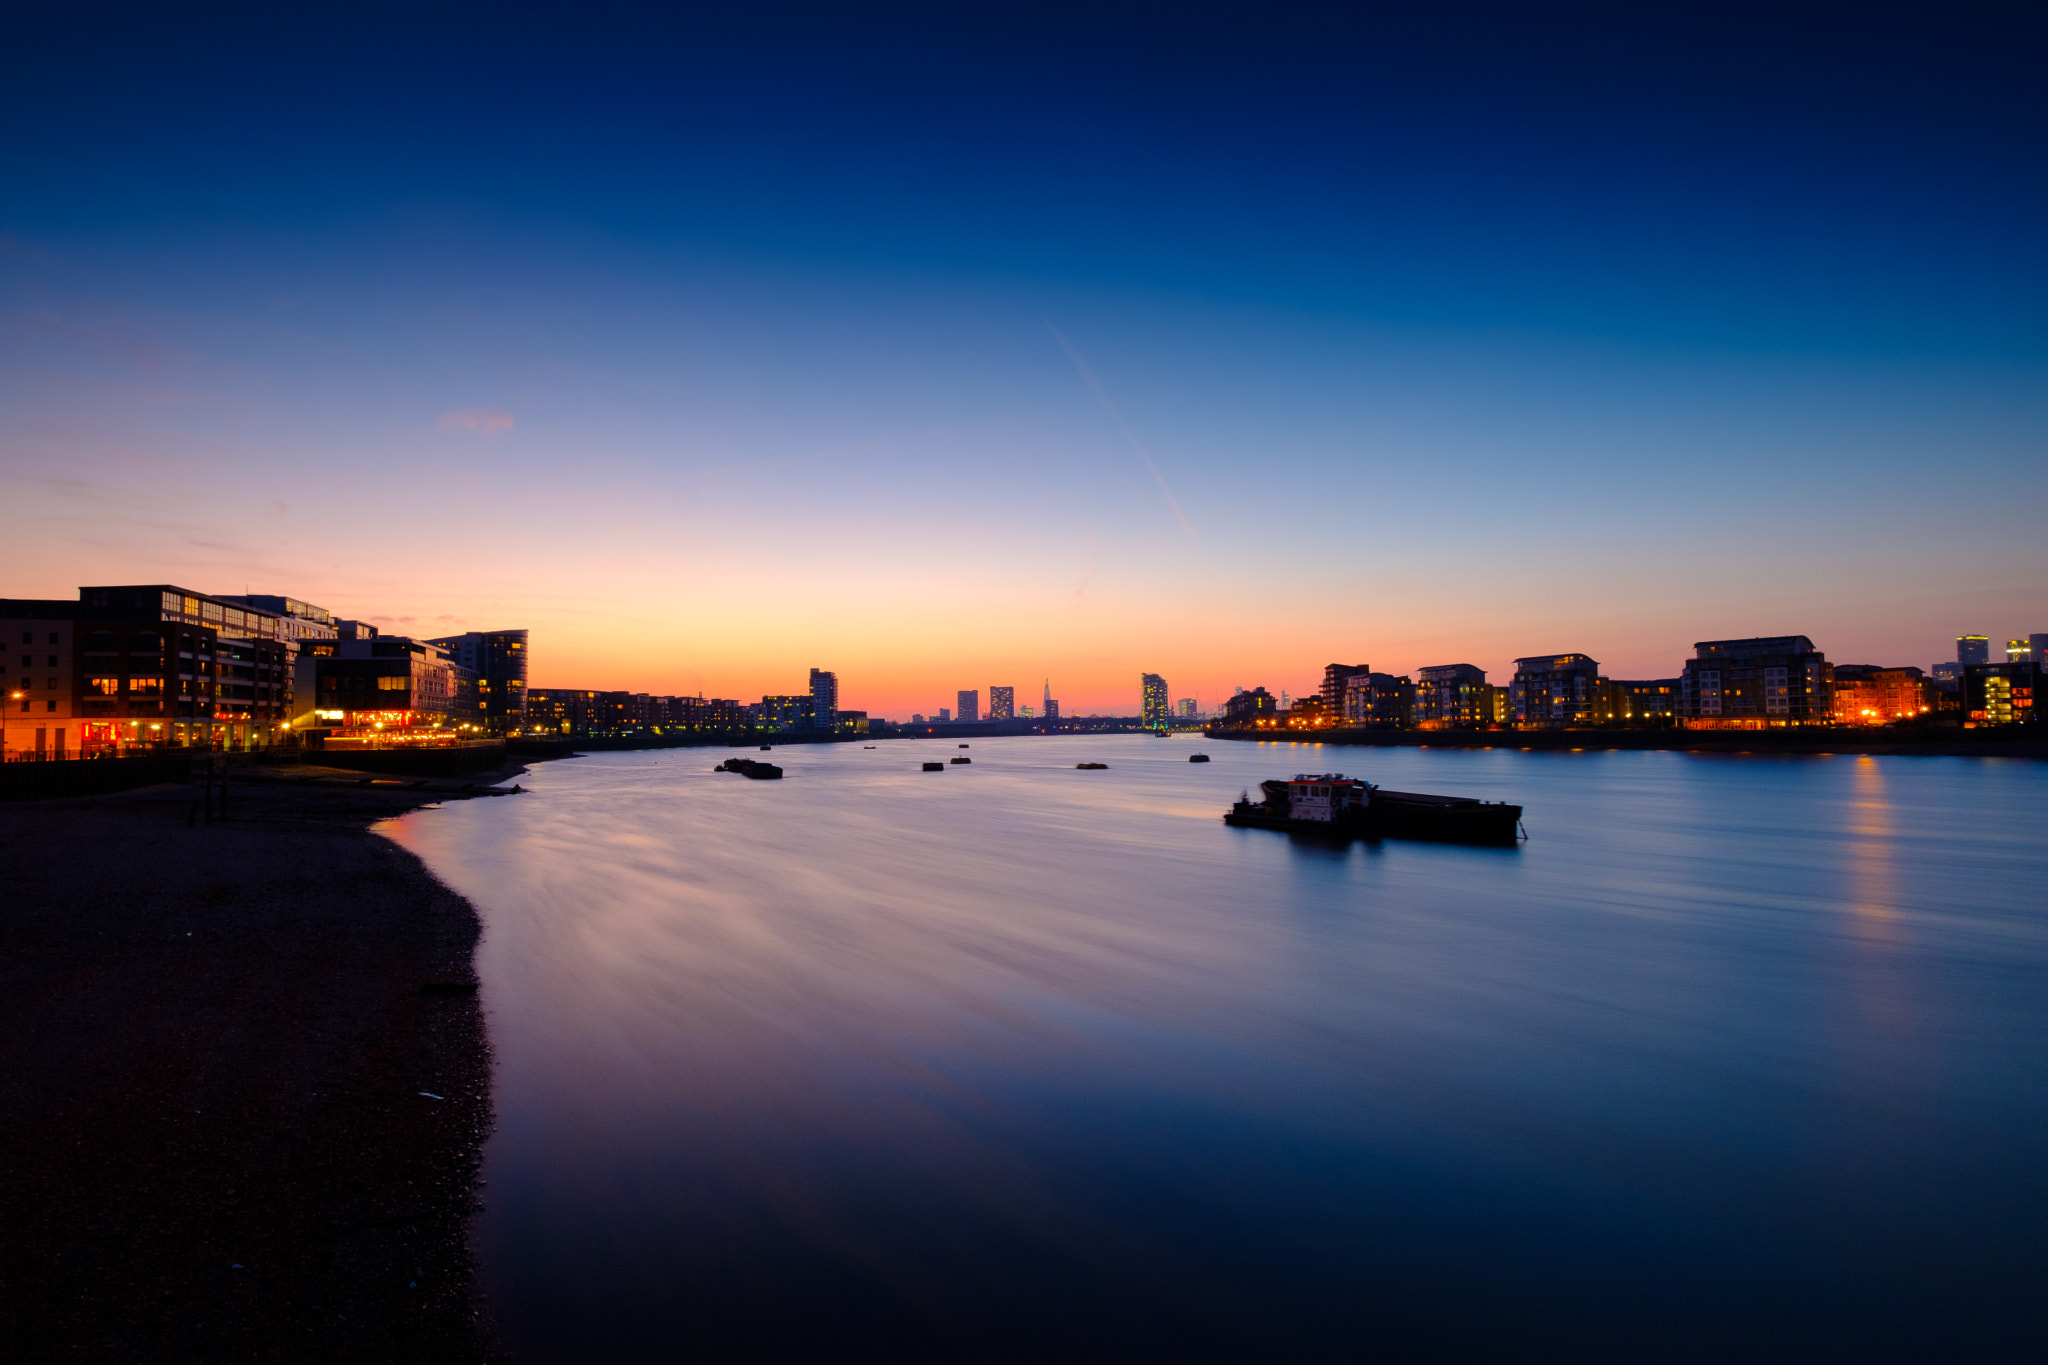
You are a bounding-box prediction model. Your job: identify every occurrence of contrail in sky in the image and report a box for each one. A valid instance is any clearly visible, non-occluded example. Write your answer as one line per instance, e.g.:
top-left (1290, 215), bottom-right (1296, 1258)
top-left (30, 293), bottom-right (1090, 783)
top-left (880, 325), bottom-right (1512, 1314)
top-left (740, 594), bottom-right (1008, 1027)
top-left (1042, 318), bottom-right (1194, 538)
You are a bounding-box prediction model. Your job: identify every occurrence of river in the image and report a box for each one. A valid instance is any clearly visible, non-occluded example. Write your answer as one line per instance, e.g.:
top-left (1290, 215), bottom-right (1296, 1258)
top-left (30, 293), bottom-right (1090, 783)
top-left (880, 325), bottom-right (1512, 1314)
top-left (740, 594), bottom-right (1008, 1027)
top-left (380, 735), bottom-right (2048, 1361)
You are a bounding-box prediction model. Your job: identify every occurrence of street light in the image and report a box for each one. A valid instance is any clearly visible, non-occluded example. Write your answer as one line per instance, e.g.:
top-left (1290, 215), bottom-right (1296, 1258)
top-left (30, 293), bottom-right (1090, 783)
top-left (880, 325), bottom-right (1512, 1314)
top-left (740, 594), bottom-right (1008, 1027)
top-left (1, 690), bottom-right (21, 762)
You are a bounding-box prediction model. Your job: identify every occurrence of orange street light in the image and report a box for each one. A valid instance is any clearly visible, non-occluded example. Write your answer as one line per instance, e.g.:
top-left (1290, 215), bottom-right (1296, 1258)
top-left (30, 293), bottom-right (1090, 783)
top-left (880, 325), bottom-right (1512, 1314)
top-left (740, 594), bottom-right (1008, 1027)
top-left (1, 688), bottom-right (22, 761)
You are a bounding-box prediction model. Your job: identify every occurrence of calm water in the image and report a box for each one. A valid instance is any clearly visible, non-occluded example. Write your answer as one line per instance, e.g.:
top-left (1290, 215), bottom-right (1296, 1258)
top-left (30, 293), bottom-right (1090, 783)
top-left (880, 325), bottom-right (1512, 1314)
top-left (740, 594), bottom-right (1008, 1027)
top-left (382, 736), bottom-right (2048, 1361)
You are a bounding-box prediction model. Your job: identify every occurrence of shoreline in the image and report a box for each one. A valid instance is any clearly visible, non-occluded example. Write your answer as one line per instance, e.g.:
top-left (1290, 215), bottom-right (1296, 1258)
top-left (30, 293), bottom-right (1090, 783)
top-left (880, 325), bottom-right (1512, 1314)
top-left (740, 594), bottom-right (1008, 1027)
top-left (1203, 727), bottom-right (2048, 759)
top-left (0, 763), bottom-right (524, 1361)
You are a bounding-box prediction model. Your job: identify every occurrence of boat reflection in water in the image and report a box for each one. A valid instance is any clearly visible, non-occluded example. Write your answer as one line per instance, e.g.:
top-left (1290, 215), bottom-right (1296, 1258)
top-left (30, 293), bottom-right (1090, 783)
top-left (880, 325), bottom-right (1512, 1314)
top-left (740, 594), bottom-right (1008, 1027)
top-left (1226, 772), bottom-right (1523, 845)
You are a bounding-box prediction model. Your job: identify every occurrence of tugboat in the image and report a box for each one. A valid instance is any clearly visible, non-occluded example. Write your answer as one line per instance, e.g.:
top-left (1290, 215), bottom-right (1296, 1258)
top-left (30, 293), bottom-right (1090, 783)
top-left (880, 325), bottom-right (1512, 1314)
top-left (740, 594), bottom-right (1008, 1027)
top-left (1076, 762), bottom-right (1109, 770)
top-left (922, 761), bottom-right (945, 771)
top-left (717, 757), bottom-right (784, 780)
top-left (951, 755), bottom-right (972, 764)
top-left (1189, 753), bottom-right (1211, 763)
top-left (1226, 773), bottom-right (1521, 846)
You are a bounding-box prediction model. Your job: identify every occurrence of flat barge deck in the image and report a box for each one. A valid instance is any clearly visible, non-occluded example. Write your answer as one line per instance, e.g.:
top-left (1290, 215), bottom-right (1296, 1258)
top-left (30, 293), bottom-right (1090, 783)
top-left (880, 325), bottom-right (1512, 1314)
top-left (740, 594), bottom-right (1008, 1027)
top-left (1226, 774), bottom-right (1523, 846)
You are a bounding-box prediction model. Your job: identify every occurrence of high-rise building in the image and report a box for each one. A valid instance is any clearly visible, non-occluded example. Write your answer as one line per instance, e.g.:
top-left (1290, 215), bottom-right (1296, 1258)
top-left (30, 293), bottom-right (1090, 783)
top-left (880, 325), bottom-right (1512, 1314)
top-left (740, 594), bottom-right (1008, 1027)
top-left (1321, 663), bottom-right (1371, 716)
top-left (426, 629), bottom-right (530, 733)
top-left (956, 690), bottom-right (979, 723)
top-left (1176, 698), bottom-right (1197, 719)
top-left (1043, 699), bottom-right (1059, 720)
top-left (1340, 672), bottom-right (1415, 727)
top-left (988, 685), bottom-right (1015, 720)
top-left (1958, 635), bottom-right (1990, 665)
top-left (1140, 673), bottom-right (1169, 729)
top-left (1678, 637), bottom-right (1831, 728)
top-left (1415, 664), bottom-right (1489, 728)
top-left (937, 707), bottom-right (951, 722)
top-left (809, 668), bottom-right (838, 730)
top-left (1510, 654), bottom-right (1603, 728)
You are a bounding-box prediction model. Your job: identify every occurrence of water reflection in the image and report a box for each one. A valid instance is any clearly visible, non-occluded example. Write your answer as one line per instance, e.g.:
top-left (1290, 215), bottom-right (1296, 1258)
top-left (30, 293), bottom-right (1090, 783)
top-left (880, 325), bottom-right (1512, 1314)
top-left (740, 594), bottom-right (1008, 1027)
top-left (382, 738), bottom-right (2048, 1361)
top-left (1846, 755), bottom-right (1902, 932)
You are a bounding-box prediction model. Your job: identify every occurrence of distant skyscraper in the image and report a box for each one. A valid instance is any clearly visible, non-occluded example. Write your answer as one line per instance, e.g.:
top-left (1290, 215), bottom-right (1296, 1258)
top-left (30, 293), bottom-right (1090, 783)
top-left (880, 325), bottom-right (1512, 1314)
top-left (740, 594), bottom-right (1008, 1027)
top-left (1044, 699), bottom-right (1059, 720)
top-left (988, 685), bottom-right (1015, 720)
top-left (956, 689), bottom-right (979, 722)
top-left (2008, 639), bottom-right (2037, 664)
top-left (1140, 673), bottom-right (1169, 728)
top-left (937, 707), bottom-right (950, 722)
top-left (1042, 679), bottom-right (1050, 714)
top-left (808, 668), bottom-right (838, 731)
top-left (2033, 634), bottom-right (2048, 663)
top-left (1176, 698), bottom-right (1197, 719)
top-left (1958, 635), bottom-right (1990, 665)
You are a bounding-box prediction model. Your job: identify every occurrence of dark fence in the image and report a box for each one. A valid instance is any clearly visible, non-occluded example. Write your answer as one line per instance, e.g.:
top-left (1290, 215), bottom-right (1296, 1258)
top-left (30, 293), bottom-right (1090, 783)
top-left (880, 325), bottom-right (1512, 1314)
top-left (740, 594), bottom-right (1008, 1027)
top-left (0, 755), bottom-right (193, 802)
top-left (505, 738), bottom-right (578, 760)
top-left (309, 742), bottom-right (508, 777)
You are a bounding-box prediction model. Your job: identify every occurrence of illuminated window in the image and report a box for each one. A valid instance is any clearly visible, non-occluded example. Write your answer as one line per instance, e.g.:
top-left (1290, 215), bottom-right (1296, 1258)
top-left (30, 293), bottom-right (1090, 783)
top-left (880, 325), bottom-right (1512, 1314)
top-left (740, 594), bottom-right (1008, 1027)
top-left (88, 677), bottom-right (120, 696)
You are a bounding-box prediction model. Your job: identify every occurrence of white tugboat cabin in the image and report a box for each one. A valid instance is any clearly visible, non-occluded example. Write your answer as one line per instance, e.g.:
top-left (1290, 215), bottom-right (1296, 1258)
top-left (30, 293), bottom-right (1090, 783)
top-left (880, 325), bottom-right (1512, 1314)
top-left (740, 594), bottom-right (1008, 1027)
top-left (1286, 773), bottom-right (1370, 822)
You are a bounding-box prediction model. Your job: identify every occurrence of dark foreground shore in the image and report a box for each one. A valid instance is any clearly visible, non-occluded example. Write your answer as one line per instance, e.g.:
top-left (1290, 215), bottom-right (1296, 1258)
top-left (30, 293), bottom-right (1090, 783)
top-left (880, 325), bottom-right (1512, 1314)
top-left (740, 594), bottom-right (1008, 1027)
top-left (0, 767), bottom-right (514, 1362)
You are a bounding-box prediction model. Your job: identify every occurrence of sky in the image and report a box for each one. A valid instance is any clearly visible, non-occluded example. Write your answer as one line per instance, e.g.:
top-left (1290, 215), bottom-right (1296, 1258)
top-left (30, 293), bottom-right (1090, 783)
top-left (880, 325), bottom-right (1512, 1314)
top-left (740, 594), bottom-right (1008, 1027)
top-left (3, 2), bottom-right (2044, 717)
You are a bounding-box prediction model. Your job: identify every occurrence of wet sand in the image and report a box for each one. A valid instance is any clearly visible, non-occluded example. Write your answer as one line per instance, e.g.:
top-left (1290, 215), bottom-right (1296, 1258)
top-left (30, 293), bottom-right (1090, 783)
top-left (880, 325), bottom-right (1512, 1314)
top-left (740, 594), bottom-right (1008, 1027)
top-left (0, 767), bottom-right (518, 1362)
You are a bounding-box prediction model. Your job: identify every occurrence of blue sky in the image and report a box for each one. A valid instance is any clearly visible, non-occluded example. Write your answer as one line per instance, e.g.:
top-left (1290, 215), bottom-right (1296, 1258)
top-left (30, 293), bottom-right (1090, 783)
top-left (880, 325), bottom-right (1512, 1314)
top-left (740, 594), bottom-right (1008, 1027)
top-left (3, 2), bottom-right (2043, 711)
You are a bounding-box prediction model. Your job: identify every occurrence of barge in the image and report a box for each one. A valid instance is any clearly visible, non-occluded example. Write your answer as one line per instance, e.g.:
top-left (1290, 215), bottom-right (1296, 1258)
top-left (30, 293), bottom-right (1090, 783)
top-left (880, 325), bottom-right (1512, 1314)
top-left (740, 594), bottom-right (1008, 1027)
top-left (716, 758), bottom-right (784, 779)
top-left (1226, 773), bottom-right (1521, 846)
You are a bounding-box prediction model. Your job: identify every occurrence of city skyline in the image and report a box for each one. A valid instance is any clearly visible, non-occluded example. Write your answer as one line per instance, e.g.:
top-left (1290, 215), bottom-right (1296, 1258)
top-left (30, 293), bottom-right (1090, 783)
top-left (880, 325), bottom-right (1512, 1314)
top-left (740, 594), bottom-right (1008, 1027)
top-left (3, 7), bottom-right (2043, 720)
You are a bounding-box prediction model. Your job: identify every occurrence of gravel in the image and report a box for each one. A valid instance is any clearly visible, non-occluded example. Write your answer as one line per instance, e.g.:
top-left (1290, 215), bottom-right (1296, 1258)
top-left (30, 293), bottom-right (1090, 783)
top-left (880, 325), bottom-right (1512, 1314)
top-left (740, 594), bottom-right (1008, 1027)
top-left (0, 769), bottom-right (515, 1362)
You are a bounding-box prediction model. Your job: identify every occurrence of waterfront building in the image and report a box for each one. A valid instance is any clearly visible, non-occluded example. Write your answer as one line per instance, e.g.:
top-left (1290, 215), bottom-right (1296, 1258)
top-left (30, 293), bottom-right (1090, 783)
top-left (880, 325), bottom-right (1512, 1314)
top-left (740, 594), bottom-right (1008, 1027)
top-left (835, 710), bottom-right (869, 734)
top-left (956, 690), bottom-right (979, 723)
top-left (525, 688), bottom-right (591, 735)
top-left (427, 629), bottom-right (530, 734)
top-left (1606, 679), bottom-right (1680, 727)
top-left (301, 636), bottom-right (479, 747)
top-left (1677, 637), bottom-right (1831, 728)
top-left (1043, 699), bottom-right (1059, 720)
top-left (1510, 653), bottom-right (1602, 728)
top-left (938, 707), bottom-right (951, 723)
top-left (758, 695), bottom-right (814, 732)
top-left (809, 669), bottom-right (838, 729)
top-left (1, 601), bottom-right (77, 759)
top-left (989, 686), bottom-right (1015, 720)
top-left (1367, 673), bottom-right (1415, 727)
top-left (1832, 666), bottom-right (1933, 725)
top-left (1177, 697), bottom-right (1198, 719)
top-left (221, 595), bottom-right (341, 642)
top-left (1416, 664), bottom-right (1489, 729)
top-left (1221, 686), bottom-right (1278, 728)
top-left (1962, 661), bottom-right (2042, 727)
top-left (1140, 673), bottom-right (1169, 729)
top-left (1957, 635), bottom-right (1990, 666)
top-left (2, 585), bottom-right (307, 756)
top-left (1287, 696), bottom-right (1330, 728)
top-left (1321, 663), bottom-right (1372, 717)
